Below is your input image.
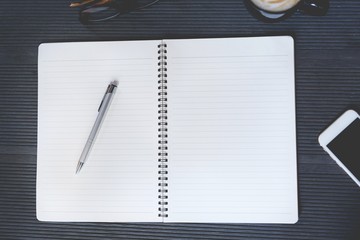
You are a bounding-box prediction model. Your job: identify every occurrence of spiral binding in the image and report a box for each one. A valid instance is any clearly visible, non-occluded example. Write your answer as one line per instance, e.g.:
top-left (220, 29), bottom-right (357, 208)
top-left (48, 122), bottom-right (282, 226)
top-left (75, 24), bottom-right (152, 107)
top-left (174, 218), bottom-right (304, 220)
top-left (157, 41), bottom-right (168, 218)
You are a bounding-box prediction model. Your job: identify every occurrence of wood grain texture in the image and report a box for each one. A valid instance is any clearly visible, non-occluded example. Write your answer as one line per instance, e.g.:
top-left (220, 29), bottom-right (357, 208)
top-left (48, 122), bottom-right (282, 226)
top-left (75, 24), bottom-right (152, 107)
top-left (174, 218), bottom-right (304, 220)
top-left (0, 0), bottom-right (359, 239)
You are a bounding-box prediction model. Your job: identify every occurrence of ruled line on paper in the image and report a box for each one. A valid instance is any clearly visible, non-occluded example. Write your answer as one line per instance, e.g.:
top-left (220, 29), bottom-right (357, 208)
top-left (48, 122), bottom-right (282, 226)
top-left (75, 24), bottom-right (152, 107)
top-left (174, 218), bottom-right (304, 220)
top-left (43, 68), bottom-right (154, 74)
top-left (170, 72), bottom-right (287, 77)
top-left (170, 59), bottom-right (289, 64)
top-left (42, 62), bottom-right (153, 67)
top-left (172, 64), bottom-right (289, 70)
top-left (40, 211), bottom-right (154, 213)
top-left (40, 57), bottom-right (153, 62)
top-left (169, 77), bottom-right (289, 82)
top-left (171, 54), bottom-right (288, 59)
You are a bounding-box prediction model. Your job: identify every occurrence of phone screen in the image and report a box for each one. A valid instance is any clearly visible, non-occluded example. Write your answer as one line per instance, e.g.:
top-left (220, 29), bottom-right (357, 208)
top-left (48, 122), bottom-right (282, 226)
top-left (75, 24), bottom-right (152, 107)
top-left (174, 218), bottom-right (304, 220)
top-left (327, 118), bottom-right (360, 180)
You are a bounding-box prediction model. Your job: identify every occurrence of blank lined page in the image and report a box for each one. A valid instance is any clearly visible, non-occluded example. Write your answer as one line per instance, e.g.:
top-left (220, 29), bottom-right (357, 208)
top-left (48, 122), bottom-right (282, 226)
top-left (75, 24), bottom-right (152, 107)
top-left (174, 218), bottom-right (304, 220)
top-left (165, 37), bottom-right (298, 223)
top-left (37, 41), bottom-right (160, 222)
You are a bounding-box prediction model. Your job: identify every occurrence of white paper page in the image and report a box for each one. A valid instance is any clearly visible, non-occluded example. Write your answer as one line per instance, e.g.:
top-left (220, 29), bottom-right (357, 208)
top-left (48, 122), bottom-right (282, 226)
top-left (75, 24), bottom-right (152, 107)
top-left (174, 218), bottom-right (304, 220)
top-left (165, 37), bottom-right (298, 223)
top-left (37, 41), bottom-right (160, 222)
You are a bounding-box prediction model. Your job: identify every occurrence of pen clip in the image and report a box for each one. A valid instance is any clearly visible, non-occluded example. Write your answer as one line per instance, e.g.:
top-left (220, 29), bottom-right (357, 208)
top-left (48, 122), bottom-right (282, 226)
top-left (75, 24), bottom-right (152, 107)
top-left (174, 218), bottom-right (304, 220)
top-left (98, 82), bottom-right (118, 112)
top-left (98, 86), bottom-right (110, 112)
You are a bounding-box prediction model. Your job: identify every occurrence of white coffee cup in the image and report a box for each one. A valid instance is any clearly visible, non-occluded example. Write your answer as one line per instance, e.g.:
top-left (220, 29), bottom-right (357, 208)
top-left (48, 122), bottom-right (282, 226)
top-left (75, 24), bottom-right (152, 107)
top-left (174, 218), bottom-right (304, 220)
top-left (245, 0), bottom-right (329, 21)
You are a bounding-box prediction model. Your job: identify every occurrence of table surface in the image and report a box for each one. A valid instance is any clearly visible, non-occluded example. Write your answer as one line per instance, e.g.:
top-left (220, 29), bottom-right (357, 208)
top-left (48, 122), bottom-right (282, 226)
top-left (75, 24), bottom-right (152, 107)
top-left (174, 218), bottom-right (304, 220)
top-left (1, 0), bottom-right (360, 239)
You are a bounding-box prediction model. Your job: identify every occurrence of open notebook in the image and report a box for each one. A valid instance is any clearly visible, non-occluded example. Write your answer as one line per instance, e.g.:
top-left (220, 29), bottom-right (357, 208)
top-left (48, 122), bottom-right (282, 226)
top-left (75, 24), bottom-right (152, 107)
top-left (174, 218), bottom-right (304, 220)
top-left (37, 36), bottom-right (298, 223)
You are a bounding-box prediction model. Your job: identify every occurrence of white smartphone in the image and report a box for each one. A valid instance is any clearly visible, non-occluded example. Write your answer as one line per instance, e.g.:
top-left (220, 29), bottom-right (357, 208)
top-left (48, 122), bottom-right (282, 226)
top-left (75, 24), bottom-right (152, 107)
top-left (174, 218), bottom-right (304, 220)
top-left (318, 109), bottom-right (360, 187)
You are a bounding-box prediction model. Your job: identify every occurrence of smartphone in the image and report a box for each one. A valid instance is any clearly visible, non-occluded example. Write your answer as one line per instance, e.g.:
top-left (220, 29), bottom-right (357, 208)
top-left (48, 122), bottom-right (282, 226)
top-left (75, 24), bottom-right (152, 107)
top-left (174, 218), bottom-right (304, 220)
top-left (318, 109), bottom-right (360, 187)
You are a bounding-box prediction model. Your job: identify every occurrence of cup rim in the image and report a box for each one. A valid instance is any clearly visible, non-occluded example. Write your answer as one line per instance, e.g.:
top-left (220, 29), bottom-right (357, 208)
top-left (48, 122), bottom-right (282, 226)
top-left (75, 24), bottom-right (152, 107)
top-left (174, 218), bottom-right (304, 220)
top-left (248, 0), bottom-right (301, 14)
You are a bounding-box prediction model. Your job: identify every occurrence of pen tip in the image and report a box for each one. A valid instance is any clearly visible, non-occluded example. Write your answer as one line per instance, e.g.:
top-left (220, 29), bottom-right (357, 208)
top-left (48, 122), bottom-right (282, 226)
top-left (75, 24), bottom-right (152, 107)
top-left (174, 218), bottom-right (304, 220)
top-left (76, 162), bottom-right (84, 174)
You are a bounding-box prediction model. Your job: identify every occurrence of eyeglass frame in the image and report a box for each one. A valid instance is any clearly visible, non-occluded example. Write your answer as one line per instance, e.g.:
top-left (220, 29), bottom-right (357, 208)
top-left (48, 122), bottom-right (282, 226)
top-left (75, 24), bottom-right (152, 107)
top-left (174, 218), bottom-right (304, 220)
top-left (72, 0), bottom-right (160, 22)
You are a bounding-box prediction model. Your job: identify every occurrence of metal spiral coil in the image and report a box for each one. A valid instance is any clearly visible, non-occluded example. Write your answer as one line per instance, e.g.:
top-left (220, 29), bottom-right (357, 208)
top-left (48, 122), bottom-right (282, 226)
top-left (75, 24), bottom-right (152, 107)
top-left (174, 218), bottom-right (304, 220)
top-left (157, 41), bottom-right (168, 218)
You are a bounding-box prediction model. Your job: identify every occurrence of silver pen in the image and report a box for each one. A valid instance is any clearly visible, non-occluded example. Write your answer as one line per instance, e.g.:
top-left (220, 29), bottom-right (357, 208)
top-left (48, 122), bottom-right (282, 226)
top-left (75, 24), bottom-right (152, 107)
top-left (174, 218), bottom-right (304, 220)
top-left (76, 80), bottom-right (118, 174)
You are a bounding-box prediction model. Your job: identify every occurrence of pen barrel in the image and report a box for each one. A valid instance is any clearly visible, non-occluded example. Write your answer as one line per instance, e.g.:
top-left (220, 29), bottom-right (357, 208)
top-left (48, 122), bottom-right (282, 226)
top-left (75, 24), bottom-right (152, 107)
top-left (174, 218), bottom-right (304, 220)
top-left (78, 91), bottom-right (116, 166)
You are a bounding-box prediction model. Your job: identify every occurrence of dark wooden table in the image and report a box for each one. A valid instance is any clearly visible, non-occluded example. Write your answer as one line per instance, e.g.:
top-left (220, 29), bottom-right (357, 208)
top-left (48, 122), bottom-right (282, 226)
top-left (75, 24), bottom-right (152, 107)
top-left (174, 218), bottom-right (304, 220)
top-left (1, 0), bottom-right (360, 239)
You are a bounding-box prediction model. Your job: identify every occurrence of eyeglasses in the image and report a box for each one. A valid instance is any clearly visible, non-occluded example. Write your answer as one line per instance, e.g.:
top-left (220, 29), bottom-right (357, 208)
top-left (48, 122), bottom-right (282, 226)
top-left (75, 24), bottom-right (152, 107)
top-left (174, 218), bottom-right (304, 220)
top-left (70, 0), bottom-right (160, 22)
